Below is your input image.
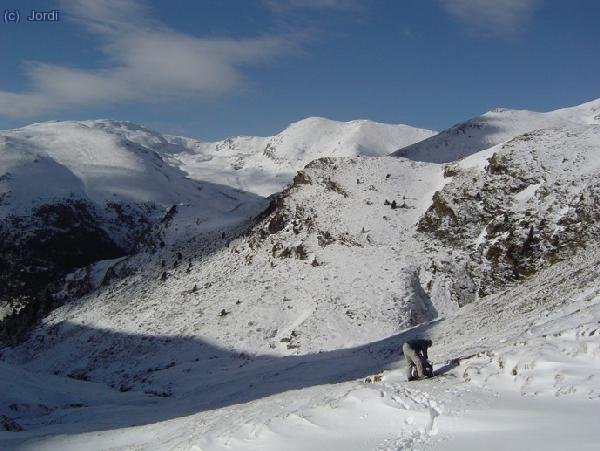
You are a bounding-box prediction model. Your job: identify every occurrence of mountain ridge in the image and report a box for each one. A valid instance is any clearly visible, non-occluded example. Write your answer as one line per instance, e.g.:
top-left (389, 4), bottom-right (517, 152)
top-left (162, 116), bottom-right (436, 196)
top-left (392, 97), bottom-right (600, 163)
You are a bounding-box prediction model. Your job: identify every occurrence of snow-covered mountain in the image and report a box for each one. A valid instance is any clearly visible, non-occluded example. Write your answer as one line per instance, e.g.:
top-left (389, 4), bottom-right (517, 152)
top-left (0, 119), bottom-right (265, 231)
top-left (417, 123), bottom-right (600, 301)
top-left (164, 117), bottom-right (436, 196)
top-left (392, 98), bottom-right (600, 163)
top-left (7, 108), bottom-right (600, 368)
top-left (2, 99), bottom-right (600, 449)
top-left (0, 116), bottom-right (432, 341)
top-left (0, 120), bottom-right (266, 340)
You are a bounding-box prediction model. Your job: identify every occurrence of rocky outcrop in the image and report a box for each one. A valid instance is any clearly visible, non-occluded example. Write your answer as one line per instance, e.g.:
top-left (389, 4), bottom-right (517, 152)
top-left (417, 126), bottom-right (600, 300)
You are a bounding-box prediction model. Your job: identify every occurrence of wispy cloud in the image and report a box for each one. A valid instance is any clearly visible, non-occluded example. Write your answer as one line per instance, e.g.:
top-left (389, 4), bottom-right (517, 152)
top-left (0, 0), bottom-right (292, 118)
top-left (441, 0), bottom-right (539, 38)
top-left (264, 0), bottom-right (359, 12)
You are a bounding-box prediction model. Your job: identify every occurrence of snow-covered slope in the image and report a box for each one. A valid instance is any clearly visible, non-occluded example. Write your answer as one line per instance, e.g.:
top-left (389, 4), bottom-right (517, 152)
top-left (3, 155), bottom-right (445, 374)
top-left (0, 116), bottom-right (432, 340)
top-left (2, 240), bottom-right (600, 450)
top-left (2, 100), bottom-right (600, 449)
top-left (417, 123), bottom-right (600, 302)
top-left (0, 119), bottom-right (264, 220)
top-left (164, 117), bottom-right (436, 196)
top-left (392, 98), bottom-right (600, 163)
top-left (5, 115), bottom-right (600, 375)
top-left (0, 120), bottom-right (266, 339)
top-left (0, 116), bottom-right (431, 342)
top-left (5, 108), bottom-right (600, 374)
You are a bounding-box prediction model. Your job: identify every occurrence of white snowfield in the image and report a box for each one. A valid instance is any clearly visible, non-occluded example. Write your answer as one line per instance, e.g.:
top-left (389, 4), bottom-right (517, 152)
top-left (2, 100), bottom-right (600, 450)
top-left (163, 117), bottom-right (436, 196)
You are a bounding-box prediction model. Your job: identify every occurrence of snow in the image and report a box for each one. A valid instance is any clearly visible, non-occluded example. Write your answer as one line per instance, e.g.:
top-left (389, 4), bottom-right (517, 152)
top-left (3, 244), bottom-right (600, 450)
top-left (393, 98), bottom-right (600, 163)
top-left (6, 156), bottom-right (448, 365)
top-left (513, 182), bottom-right (541, 204)
top-left (0, 119), bottom-right (265, 213)
top-left (87, 257), bottom-right (128, 289)
top-left (2, 100), bottom-right (600, 449)
top-left (1, 121), bottom-right (187, 210)
top-left (163, 117), bottom-right (436, 196)
top-left (0, 119), bottom-right (268, 247)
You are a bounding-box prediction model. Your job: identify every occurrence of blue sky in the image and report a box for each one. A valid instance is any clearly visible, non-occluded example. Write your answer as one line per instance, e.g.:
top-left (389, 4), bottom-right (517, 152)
top-left (0, 0), bottom-right (599, 140)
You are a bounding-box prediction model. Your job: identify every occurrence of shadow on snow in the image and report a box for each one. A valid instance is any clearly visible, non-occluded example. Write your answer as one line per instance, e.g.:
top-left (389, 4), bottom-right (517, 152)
top-left (0, 319), bottom-right (441, 445)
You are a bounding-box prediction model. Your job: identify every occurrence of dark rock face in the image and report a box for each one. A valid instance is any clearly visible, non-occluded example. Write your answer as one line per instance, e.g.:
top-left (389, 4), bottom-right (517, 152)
top-left (0, 200), bottom-right (135, 343)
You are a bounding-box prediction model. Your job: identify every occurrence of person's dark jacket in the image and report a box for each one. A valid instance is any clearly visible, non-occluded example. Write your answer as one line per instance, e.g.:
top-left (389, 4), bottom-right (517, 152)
top-left (405, 339), bottom-right (432, 359)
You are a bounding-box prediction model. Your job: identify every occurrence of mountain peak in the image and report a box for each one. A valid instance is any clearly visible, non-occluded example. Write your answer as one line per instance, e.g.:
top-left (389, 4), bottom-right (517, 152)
top-left (164, 117), bottom-right (436, 196)
top-left (393, 98), bottom-right (600, 163)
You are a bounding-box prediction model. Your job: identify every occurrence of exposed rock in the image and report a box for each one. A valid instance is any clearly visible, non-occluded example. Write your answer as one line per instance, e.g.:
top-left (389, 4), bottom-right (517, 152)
top-left (417, 126), bottom-right (600, 299)
top-left (0, 415), bottom-right (23, 432)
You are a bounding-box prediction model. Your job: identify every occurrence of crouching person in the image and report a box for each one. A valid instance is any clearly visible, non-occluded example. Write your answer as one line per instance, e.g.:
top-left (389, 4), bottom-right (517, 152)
top-left (402, 338), bottom-right (433, 381)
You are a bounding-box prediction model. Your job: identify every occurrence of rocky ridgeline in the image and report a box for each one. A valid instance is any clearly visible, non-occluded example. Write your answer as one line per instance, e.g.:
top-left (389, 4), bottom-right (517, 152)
top-left (246, 125), bottom-right (600, 315)
top-left (248, 158), bottom-right (352, 262)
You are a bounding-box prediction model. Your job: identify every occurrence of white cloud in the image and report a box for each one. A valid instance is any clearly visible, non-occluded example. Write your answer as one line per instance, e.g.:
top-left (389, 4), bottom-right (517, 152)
top-left (264, 0), bottom-right (358, 12)
top-left (0, 0), bottom-right (291, 118)
top-left (441, 0), bottom-right (539, 37)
